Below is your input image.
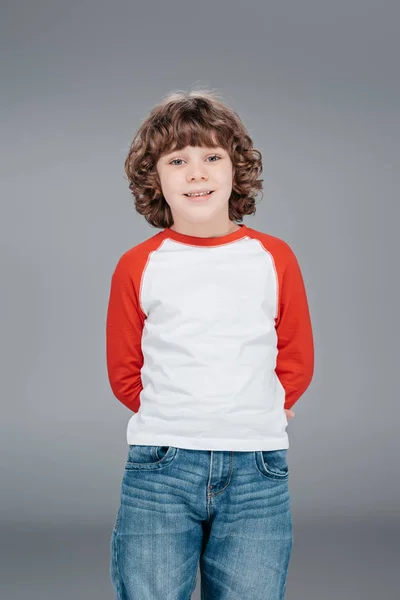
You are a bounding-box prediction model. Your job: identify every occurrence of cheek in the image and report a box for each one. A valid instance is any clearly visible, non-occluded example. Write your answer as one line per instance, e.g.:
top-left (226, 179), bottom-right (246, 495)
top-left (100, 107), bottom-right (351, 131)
top-left (221, 164), bottom-right (234, 183)
top-left (222, 171), bottom-right (234, 189)
top-left (158, 173), bottom-right (175, 195)
top-left (164, 173), bottom-right (181, 190)
top-left (162, 178), bottom-right (183, 201)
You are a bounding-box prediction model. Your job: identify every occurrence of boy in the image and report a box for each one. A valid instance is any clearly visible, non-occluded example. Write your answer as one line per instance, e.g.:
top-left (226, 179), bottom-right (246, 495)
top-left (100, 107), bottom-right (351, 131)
top-left (106, 90), bottom-right (314, 599)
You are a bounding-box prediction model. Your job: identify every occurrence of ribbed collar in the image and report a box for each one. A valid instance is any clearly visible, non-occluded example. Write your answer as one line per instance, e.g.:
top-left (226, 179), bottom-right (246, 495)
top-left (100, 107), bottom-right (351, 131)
top-left (162, 224), bottom-right (248, 246)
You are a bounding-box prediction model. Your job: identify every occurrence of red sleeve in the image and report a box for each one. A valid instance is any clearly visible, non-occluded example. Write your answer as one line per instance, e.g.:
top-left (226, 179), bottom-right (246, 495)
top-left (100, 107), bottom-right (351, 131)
top-left (105, 254), bottom-right (145, 412)
top-left (275, 244), bottom-right (314, 410)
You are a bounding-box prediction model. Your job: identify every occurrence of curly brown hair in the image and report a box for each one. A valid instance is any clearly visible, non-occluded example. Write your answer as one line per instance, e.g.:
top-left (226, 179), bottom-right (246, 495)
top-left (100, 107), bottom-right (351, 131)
top-left (124, 88), bottom-right (264, 229)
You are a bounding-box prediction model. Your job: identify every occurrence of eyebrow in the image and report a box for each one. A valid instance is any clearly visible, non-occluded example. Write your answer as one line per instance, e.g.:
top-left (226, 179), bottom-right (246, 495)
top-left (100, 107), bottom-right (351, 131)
top-left (164, 147), bottom-right (224, 158)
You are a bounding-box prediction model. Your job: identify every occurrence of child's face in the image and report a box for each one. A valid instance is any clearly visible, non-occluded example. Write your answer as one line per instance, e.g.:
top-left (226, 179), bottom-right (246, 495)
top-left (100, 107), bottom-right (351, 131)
top-left (155, 144), bottom-right (234, 227)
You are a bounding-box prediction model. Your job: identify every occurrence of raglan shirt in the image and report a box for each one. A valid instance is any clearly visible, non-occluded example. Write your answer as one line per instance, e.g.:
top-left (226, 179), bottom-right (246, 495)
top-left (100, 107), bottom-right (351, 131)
top-left (106, 223), bottom-right (314, 451)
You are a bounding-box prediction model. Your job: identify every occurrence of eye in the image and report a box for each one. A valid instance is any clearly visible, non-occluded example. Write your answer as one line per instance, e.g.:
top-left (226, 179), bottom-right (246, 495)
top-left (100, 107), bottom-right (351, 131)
top-left (169, 154), bottom-right (221, 166)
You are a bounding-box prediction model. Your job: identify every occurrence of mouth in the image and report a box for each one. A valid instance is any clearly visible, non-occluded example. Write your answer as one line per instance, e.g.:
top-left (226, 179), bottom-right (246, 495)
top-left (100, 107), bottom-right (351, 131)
top-left (184, 190), bottom-right (214, 201)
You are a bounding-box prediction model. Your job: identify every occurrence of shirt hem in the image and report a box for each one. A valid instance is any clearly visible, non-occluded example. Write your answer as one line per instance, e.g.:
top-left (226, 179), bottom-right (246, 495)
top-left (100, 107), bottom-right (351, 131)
top-left (125, 433), bottom-right (289, 451)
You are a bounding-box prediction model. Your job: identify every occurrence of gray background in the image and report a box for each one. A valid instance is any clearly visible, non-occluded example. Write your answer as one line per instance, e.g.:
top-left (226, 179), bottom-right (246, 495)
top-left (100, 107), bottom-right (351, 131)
top-left (1, 0), bottom-right (399, 598)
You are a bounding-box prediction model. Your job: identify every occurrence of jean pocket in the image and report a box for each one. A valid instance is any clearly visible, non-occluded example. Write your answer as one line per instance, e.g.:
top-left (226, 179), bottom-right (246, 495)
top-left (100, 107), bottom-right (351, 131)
top-left (125, 444), bottom-right (177, 470)
top-left (255, 449), bottom-right (289, 480)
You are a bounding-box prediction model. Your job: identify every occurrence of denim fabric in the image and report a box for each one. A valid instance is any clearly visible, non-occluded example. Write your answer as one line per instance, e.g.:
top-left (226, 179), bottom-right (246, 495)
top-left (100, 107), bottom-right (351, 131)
top-left (110, 445), bottom-right (293, 599)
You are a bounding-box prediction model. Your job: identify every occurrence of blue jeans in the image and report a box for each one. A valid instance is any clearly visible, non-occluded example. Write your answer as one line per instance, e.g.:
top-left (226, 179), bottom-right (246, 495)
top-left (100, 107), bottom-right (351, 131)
top-left (110, 445), bottom-right (293, 600)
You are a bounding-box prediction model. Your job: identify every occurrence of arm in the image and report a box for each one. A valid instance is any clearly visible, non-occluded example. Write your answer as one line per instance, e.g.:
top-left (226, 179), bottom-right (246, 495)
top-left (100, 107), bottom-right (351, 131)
top-left (275, 244), bottom-right (314, 411)
top-left (105, 255), bottom-right (145, 412)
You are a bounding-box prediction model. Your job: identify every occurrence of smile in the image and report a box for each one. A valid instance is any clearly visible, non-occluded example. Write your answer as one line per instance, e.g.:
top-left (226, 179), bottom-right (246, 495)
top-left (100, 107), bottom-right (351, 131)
top-left (184, 191), bottom-right (214, 201)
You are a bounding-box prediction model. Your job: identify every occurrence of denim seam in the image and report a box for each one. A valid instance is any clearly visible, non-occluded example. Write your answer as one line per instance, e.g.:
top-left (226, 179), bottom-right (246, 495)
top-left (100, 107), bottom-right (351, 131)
top-left (112, 516), bottom-right (123, 600)
top-left (207, 451), bottom-right (234, 498)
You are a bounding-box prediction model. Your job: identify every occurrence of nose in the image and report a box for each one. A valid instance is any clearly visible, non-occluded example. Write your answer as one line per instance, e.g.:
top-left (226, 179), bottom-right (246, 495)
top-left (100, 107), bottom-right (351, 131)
top-left (186, 162), bottom-right (209, 182)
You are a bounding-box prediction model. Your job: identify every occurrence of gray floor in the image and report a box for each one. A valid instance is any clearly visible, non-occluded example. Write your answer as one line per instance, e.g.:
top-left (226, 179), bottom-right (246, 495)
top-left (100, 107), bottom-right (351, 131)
top-left (1, 517), bottom-right (397, 599)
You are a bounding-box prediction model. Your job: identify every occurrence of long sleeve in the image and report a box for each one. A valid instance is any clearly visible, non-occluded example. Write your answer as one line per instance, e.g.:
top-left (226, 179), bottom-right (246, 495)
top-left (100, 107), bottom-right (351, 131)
top-left (105, 255), bottom-right (146, 412)
top-left (275, 244), bottom-right (314, 410)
